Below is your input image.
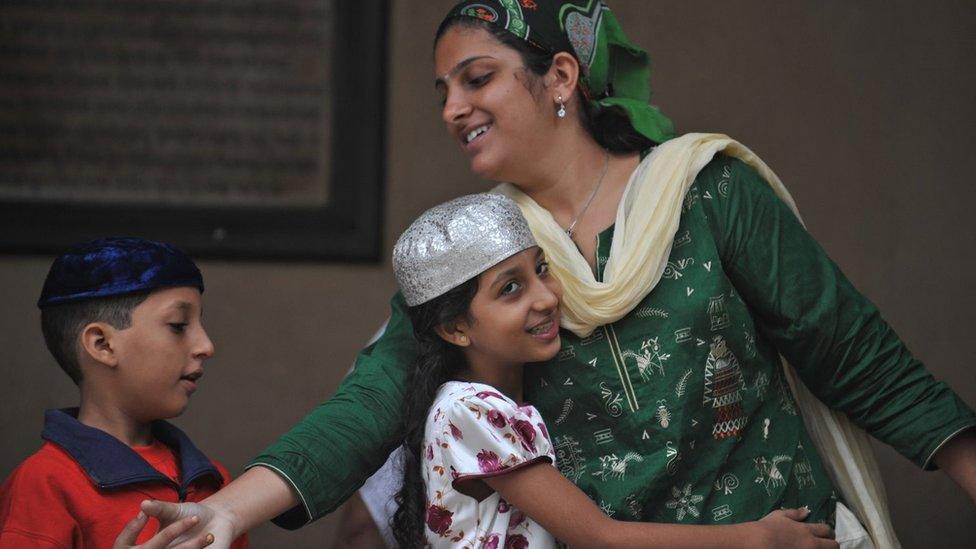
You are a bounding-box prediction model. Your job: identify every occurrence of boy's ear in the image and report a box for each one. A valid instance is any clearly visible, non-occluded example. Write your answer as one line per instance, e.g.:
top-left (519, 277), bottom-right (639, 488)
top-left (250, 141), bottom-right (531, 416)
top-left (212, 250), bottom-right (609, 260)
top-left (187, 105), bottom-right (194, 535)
top-left (79, 322), bottom-right (119, 368)
top-left (434, 321), bottom-right (471, 348)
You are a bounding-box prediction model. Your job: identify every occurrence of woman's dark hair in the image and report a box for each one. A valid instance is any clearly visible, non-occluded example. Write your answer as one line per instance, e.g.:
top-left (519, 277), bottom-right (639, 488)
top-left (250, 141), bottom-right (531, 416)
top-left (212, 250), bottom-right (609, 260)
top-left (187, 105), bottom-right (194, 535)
top-left (391, 277), bottom-right (480, 548)
top-left (435, 16), bottom-right (655, 153)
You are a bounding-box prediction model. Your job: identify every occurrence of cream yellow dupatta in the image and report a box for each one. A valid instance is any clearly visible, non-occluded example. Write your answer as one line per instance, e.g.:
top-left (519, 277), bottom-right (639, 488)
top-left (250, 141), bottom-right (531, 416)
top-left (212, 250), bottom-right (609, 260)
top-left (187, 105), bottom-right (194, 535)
top-left (495, 133), bottom-right (899, 547)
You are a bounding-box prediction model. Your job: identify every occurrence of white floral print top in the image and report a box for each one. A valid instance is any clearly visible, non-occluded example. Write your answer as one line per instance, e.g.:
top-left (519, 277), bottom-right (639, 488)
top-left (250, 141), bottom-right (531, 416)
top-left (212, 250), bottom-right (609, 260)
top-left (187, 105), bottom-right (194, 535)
top-left (422, 381), bottom-right (557, 549)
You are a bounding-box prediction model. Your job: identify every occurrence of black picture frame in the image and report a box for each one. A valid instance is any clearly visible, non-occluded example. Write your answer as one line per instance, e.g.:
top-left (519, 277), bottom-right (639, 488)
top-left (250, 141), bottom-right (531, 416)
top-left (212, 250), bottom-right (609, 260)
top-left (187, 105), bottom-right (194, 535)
top-left (0, 0), bottom-right (388, 262)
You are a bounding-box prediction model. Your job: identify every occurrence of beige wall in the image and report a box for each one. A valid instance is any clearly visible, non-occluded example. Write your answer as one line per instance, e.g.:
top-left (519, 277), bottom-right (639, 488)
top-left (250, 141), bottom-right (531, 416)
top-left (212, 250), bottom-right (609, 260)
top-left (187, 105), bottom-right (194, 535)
top-left (1, 1), bottom-right (974, 546)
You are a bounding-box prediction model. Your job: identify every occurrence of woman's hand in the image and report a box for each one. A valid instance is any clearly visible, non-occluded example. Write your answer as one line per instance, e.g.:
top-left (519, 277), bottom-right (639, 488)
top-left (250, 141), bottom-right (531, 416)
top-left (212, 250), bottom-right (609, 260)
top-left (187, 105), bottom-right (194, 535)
top-left (134, 465), bottom-right (299, 548)
top-left (138, 500), bottom-right (234, 549)
top-left (752, 508), bottom-right (838, 549)
top-left (113, 510), bottom-right (211, 549)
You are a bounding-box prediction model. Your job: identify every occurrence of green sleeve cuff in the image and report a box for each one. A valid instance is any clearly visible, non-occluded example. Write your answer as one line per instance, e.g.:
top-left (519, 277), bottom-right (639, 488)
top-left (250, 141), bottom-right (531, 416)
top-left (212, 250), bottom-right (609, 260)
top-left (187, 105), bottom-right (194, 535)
top-left (243, 458), bottom-right (317, 530)
top-left (921, 422), bottom-right (976, 471)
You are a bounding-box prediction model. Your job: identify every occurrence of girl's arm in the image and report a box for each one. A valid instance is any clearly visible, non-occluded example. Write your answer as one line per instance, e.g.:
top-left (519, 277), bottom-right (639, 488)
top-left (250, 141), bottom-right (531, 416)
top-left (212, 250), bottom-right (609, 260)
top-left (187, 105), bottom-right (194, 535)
top-left (484, 462), bottom-right (837, 549)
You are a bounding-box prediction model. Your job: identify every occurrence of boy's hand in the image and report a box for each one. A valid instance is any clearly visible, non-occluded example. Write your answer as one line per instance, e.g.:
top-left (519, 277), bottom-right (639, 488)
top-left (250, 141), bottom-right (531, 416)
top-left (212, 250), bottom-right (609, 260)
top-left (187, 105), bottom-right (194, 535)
top-left (113, 511), bottom-right (212, 549)
top-left (752, 508), bottom-right (839, 549)
top-left (139, 500), bottom-right (234, 549)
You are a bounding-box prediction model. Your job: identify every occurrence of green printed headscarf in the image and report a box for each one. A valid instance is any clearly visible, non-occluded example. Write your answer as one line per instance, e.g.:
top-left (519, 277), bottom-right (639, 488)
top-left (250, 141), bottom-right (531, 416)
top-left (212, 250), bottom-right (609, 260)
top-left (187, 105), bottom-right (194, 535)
top-left (438, 0), bottom-right (675, 144)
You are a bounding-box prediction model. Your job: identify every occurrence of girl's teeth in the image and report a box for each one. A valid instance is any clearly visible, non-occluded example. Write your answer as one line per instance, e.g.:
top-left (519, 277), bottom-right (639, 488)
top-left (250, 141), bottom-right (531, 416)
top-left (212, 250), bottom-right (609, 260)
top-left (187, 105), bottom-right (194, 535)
top-left (466, 126), bottom-right (488, 143)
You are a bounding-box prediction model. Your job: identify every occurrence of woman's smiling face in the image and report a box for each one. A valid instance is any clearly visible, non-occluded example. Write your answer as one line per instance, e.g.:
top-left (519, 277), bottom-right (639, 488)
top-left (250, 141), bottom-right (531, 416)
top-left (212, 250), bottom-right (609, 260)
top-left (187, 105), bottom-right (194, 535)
top-left (434, 25), bottom-right (556, 182)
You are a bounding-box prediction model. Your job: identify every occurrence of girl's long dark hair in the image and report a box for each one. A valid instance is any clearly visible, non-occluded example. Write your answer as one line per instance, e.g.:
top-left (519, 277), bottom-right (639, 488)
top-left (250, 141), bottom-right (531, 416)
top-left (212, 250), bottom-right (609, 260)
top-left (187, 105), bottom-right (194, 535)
top-left (391, 278), bottom-right (479, 548)
top-left (435, 17), bottom-right (656, 153)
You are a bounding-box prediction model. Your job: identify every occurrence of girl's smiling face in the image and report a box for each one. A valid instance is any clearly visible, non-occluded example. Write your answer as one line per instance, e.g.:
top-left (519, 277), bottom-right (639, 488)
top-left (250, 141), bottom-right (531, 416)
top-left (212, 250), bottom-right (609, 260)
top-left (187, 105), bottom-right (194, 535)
top-left (434, 25), bottom-right (557, 182)
top-left (449, 247), bottom-right (562, 371)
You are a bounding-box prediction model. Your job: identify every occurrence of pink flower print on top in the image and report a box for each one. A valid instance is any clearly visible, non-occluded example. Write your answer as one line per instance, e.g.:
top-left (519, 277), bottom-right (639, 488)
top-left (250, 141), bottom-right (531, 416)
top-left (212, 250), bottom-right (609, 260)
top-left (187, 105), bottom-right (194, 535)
top-left (423, 382), bottom-right (558, 547)
top-left (426, 443), bottom-right (434, 461)
top-left (449, 421), bottom-right (463, 440)
top-left (477, 449), bottom-right (502, 473)
top-left (508, 509), bottom-right (526, 529)
top-left (426, 503), bottom-right (454, 537)
top-left (487, 408), bottom-right (508, 429)
top-left (511, 419), bottom-right (537, 453)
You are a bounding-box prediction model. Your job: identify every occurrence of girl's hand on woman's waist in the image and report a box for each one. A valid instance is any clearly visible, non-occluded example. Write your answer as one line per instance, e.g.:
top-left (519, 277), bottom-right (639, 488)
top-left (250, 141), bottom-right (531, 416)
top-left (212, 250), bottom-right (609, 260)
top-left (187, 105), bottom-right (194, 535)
top-left (751, 508), bottom-right (838, 549)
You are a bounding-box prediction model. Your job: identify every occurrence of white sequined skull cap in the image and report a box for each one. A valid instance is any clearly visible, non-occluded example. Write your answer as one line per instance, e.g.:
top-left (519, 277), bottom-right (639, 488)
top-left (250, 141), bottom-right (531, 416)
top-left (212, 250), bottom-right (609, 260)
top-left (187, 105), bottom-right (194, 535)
top-left (394, 193), bottom-right (537, 306)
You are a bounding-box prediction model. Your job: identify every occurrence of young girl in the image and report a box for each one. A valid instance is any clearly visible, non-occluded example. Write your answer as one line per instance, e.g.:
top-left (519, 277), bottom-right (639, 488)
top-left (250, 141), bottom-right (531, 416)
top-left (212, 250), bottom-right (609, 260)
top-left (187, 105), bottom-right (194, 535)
top-left (389, 192), bottom-right (836, 548)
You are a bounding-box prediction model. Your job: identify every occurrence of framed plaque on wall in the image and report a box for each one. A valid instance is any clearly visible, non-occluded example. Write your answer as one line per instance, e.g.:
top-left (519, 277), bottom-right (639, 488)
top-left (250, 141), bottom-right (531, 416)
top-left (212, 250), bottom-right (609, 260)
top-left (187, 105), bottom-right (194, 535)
top-left (0, 0), bottom-right (387, 261)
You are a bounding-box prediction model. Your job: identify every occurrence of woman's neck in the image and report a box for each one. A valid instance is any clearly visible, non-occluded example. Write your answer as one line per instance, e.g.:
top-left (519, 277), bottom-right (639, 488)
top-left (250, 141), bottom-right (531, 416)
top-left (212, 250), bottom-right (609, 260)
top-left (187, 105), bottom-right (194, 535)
top-left (511, 129), bottom-right (641, 234)
top-left (515, 130), bottom-right (608, 209)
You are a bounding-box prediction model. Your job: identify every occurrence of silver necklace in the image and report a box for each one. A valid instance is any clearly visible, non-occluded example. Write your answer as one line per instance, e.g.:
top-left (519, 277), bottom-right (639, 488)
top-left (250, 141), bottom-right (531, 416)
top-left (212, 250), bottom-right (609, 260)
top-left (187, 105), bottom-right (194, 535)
top-left (565, 149), bottom-right (610, 238)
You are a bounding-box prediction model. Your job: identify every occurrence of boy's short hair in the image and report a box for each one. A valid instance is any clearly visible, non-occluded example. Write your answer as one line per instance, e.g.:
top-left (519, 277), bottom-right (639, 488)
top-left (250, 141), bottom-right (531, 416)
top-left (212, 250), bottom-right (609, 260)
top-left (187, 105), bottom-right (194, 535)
top-left (40, 293), bottom-right (150, 385)
top-left (37, 237), bottom-right (204, 385)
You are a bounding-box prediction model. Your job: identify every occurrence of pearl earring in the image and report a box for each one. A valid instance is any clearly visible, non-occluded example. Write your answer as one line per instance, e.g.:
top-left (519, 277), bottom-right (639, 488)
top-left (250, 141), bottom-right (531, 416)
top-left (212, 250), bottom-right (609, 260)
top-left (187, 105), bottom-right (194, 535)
top-left (459, 335), bottom-right (468, 345)
top-left (556, 95), bottom-right (566, 118)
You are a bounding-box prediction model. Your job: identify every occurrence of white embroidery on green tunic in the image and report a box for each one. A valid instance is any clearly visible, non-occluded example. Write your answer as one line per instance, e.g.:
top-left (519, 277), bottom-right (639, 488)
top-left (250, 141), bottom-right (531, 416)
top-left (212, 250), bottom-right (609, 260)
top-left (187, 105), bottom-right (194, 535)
top-left (523, 157), bottom-right (840, 524)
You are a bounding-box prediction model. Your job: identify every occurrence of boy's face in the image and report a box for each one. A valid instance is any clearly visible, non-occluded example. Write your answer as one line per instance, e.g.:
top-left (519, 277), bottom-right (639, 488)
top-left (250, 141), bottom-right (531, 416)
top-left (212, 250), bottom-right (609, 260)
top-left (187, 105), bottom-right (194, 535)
top-left (110, 286), bottom-right (213, 421)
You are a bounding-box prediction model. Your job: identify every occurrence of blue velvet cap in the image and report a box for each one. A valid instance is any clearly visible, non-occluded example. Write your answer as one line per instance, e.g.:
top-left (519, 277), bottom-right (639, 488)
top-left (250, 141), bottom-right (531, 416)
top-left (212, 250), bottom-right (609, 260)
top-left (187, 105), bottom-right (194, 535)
top-left (38, 237), bottom-right (204, 308)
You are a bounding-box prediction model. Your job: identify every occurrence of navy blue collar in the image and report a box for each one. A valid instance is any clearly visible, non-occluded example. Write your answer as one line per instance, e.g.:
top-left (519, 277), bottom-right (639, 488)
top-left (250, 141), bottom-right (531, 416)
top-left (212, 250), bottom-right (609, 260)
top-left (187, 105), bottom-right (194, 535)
top-left (42, 408), bottom-right (223, 492)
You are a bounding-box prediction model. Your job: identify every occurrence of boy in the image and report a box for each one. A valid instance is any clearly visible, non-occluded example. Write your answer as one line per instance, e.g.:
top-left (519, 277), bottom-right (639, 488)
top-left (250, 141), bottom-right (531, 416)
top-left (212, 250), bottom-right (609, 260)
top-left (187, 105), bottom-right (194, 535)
top-left (0, 237), bottom-right (246, 548)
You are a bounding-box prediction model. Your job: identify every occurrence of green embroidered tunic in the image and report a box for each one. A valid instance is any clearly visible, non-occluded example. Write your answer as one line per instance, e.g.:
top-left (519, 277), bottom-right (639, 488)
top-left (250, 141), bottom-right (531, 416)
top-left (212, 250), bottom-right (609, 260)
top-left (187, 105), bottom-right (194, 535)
top-left (251, 157), bottom-right (976, 529)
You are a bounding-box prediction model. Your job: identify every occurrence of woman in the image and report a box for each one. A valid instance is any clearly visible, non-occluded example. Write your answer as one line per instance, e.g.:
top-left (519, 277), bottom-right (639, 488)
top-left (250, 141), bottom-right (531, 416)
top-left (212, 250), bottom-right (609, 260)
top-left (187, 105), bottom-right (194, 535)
top-left (144, 2), bottom-right (976, 547)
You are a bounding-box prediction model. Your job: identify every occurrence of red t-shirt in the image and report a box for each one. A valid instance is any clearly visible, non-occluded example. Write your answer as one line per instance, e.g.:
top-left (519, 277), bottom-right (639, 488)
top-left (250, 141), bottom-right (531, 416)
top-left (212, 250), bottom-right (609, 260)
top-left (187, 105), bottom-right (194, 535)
top-left (0, 441), bottom-right (248, 548)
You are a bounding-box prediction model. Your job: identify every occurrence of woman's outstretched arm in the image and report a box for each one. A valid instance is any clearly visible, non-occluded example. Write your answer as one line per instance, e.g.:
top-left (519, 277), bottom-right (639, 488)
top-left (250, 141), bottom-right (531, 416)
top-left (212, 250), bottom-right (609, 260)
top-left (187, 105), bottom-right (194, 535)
top-left (483, 463), bottom-right (837, 549)
top-left (932, 428), bottom-right (976, 503)
top-left (246, 293), bottom-right (417, 528)
top-left (142, 467), bottom-right (298, 549)
top-left (699, 156), bottom-right (976, 469)
top-left (140, 294), bottom-right (419, 546)
top-left (141, 466), bottom-right (297, 548)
